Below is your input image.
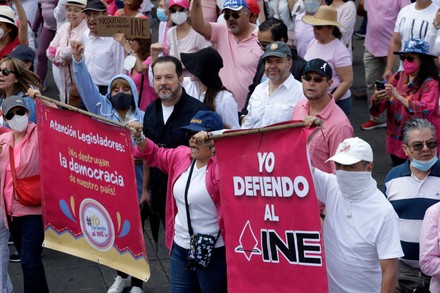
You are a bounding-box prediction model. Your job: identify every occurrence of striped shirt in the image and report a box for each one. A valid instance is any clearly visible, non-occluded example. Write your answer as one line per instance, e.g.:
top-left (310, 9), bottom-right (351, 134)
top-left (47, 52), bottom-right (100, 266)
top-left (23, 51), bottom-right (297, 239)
top-left (384, 160), bottom-right (440, 268)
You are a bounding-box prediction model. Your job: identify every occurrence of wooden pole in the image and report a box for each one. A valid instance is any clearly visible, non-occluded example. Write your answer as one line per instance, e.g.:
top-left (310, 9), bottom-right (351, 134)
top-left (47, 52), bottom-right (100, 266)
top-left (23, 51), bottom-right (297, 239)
top-left (208, 119), bottom-right (323, 140)
top-left (35, 94), bottom-right (129, 129)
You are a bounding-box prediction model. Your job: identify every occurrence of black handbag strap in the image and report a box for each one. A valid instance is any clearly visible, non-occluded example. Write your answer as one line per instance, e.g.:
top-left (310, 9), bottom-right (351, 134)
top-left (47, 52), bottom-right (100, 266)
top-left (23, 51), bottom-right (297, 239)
top-left (184, 160), bottom-right (196, 236)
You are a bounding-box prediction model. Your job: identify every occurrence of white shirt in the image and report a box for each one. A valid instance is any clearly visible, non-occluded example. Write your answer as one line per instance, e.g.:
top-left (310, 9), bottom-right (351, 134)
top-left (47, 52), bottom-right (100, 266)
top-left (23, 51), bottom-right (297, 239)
top-left (313, 169), bottom-right (403, 293)
top-left (83, 29), bottom-right (125, 86)
top-left (173, 164), bottom-right (224, 249)
top-left (242, 74), bottom-right (304, 129)
top-left (183, 78), bottom-right (240, 129)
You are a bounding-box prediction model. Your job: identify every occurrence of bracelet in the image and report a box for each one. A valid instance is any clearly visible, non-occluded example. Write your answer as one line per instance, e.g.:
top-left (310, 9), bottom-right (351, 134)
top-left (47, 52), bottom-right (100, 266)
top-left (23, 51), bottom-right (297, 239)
top-left (134, 132), bottom-right (145, 144)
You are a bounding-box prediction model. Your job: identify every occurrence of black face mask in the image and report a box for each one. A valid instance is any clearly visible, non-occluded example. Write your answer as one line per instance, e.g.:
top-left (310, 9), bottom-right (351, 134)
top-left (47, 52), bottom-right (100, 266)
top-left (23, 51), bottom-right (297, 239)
top-left (110, 92), bottom-right (133, 110)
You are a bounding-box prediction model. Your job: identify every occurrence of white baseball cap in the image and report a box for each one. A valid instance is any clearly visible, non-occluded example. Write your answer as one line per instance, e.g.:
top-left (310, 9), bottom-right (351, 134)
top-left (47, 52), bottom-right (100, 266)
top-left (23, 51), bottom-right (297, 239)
top-left (326, 137), bottom-right (373, 165)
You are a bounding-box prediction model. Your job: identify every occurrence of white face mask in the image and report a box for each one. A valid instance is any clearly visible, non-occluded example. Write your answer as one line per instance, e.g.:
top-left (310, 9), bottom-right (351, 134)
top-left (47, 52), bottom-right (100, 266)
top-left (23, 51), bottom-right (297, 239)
top-left (336, 170), bottom-right (373, 201)
top-left (8, 114), bottom-right (28, 132)
top-left (0, 28), bottom-right (5, 39)
top-left (171, 11), bottom-right (188, 25)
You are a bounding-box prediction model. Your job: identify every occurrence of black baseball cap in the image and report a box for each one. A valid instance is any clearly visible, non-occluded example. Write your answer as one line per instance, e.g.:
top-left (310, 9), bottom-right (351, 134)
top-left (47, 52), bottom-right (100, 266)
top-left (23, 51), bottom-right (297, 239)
top-left (303, 58), bottom-right (332, 79)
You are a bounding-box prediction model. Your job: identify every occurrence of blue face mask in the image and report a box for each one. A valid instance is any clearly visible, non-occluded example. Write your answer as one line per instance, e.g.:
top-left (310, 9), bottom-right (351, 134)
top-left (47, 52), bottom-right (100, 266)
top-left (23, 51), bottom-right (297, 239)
top-left (156, 8), bottom-right (168, 22)
top-left (411, 156), bottom-right (438, 171)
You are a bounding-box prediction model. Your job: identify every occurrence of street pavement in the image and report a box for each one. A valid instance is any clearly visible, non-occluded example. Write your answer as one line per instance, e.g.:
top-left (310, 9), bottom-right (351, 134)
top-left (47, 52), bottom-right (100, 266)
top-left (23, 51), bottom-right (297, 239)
top-left (8, 18), bottom-right (393, 292)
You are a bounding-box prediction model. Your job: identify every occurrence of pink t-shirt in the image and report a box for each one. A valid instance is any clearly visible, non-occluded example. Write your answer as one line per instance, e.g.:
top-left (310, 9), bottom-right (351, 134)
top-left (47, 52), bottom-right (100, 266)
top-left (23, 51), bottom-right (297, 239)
top-left (131, 57), bottom-right (157, 111)
top-left (304, 38), bottom-right (352, 100)
top-left (210, 23), bottom-right (262, 109)
top-left (364, 0), bottom-right (410, 57)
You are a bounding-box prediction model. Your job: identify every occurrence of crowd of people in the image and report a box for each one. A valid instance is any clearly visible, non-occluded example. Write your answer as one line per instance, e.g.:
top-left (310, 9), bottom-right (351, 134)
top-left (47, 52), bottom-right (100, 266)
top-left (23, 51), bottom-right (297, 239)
top-left (0, 0), bottom-right (440, 292)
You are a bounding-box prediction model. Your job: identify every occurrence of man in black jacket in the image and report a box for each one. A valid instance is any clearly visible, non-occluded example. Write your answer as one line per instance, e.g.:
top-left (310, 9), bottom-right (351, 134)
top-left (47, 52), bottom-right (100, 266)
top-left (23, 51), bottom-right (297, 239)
top-left (142, 56), bottom-right (208, 228)
top-left (240, 18), bottom-right (306, 120)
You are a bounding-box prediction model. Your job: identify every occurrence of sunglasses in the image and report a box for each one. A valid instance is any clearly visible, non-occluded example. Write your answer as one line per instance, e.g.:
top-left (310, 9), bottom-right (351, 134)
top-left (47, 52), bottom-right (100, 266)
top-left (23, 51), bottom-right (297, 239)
top-left (0, 68), bottom-right (16, 76)
top-left (224, 11), bottom-right (243, 20)
top-left (407, 141), bottom-right (438, 151)
top-left (257, 40), bottom-right (271, 49)
top-left (303, 75), bottom-right (325, 83)
top-left (169, 7), bottom-right (185, 13)
top-left (399, 55), bottom-right (415, 62)
top-left (4, 108), bottom-right (26, 120)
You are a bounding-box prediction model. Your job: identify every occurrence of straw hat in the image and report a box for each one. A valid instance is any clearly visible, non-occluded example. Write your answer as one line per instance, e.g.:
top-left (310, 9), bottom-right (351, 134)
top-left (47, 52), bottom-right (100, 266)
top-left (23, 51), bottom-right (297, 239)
top-left (0, 6), bottom-right (16, 27)
top-left (302, 6), bottom-right (346, 28)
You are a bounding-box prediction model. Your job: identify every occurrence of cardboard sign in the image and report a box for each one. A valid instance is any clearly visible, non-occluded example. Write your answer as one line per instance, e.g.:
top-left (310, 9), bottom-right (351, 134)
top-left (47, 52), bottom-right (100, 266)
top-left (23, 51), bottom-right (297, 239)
top-left (97, 16), bottom-right (150, 39)
top-left (37, 101), bottom-right (150, 282)
top-left (214, 122), bottom-right (328, 293)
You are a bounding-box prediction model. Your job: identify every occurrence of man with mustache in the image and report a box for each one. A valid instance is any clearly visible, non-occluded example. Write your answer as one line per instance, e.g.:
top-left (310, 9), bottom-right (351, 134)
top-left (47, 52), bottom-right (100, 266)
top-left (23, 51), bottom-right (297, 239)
top-left (141, 55), bottom-right (208, 241)
top-left (241, 41), bottom-right (304, 129)
top-left (191, 0), bottom-right (261, 111)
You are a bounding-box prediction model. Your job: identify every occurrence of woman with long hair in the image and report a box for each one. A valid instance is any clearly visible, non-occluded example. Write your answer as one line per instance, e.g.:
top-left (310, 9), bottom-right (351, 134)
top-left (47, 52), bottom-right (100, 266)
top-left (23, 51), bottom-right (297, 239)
top-left (47, 0), bottom-right (87, 104)
top-left (181, 47), bottom-right (240, 129)
top-left (371, 39), bottom-right (440, 166)
top-left (0, 57), bottom-right (41, 123)
top-left (302, 5), bottom-right (353, 115)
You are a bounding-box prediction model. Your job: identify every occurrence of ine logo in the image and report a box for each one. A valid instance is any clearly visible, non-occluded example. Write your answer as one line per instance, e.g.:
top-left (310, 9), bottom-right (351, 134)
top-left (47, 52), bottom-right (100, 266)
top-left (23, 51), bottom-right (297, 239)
top-left (235, 221), bottom-right (261, 261)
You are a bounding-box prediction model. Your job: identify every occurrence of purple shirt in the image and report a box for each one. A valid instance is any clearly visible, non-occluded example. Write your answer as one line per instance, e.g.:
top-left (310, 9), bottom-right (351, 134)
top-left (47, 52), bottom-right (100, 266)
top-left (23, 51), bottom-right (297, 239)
top-left (364, 0), bottom-right (410, 57)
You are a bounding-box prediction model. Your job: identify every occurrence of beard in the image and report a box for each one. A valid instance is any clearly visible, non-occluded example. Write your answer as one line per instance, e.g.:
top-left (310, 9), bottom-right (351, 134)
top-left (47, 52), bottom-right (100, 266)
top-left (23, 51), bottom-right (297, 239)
top-left (157, 86), bottom-right (180, 102)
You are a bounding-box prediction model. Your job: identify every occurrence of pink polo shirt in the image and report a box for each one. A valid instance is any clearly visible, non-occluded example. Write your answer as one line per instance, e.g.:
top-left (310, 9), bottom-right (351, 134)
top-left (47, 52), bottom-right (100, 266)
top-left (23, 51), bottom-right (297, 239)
top-left (292, 96), bottom-right (353, 174)
top-left (210, 23), bottom-right (262, 109)
top-left (364, 0), bottom-right (410, 57)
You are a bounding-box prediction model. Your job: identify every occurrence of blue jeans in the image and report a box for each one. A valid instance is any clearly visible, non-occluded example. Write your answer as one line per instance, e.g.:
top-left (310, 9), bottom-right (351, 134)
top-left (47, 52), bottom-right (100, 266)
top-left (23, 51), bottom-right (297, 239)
top-left (336, 97), bottom-right (352, 116)
top-left (9, 215), bottom-right (48, 293)
top-left (170, 242), bottom-right (227, 293)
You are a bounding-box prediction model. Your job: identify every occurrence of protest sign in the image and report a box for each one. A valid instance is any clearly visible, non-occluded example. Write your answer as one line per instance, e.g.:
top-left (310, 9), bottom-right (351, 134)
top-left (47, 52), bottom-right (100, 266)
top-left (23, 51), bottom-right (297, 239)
top-left (97, 16), bottom-right (150, 39)
top-left (214, 122), bottom-right (327, 292)
top-left (37, 101), bottom-right (149, 281)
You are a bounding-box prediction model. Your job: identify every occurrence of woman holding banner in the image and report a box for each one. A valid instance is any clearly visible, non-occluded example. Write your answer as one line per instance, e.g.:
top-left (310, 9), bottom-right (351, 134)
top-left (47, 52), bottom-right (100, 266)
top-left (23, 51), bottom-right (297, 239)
top-left (0, 96), bottom-right (48, 293)
top-left (128, 110), bottom-right (227, 293)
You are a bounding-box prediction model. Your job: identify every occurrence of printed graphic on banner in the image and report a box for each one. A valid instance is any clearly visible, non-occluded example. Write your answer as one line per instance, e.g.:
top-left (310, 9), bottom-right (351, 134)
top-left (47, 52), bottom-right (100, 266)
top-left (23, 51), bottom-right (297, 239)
top-left (214, 122), bottom-right (327, 293)
top-left (37, 101), bottom-right (149, 281)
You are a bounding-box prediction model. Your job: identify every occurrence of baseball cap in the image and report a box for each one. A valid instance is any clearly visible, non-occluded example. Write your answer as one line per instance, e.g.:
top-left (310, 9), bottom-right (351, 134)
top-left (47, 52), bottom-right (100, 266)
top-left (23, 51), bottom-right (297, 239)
top-left (303, 58), bottom-right (333, 80)
top-left (1, 95), bottom-right (29, 116)
top-left (83, 0), bottom-right (107, 12)
top-left (181, 111), bottom-right (224, 132)
top-left (10, 45), bottom-right (35, 63)
top-left (168, 0), bottom-right (190, 9)
top-left (222, 0), bottom-right (249, 11)
top-left (246, 0), bottom-right (260, 14)
top-left (326, 137), bottom-right (373, 165)
top-left (261, 42), bottom-right (292, 59)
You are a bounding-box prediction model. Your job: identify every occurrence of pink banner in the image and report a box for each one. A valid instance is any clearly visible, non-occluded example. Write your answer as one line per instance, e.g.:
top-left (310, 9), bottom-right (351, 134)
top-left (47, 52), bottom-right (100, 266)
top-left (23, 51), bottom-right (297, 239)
top-left (214, 122), bottom-right (328, 292)
top-left (37, 101), bottom-right (149, 281)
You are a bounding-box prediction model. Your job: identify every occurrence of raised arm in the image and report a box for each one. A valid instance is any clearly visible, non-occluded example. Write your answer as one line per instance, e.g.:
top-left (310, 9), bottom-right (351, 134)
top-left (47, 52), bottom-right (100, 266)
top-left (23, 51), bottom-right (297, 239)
top-left (13, 0), bottom-right (28, 45)
top-left (191, 0), bottom-right (212, 40)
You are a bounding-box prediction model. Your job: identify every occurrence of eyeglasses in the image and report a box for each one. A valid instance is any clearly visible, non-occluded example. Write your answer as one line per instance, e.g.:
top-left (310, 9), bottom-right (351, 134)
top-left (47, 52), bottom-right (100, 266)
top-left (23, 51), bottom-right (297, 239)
top-left (407, 141), bottom-right (438, 151)
top-left (303, 75), bottom-right (325, 83)
top-left (399, 55), bottom-right (415, 62)
top-left (4, 108), bottom-right (26, 120)
top-left (169, 7), bottom-right (185, 13)
top-left (224, 11), bottom-right (243, 20)
top-left (257, 40), bottom-right (271, 49)
top-left (0, 68), bottom-right (16, 76)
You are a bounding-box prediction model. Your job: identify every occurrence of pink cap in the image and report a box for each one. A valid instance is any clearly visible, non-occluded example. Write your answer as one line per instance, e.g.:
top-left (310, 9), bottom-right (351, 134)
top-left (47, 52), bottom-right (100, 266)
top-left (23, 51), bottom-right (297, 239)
top-left (168, 0), bottom-right (190, 9)
top-left (246, 0), bottom-right (260, 15)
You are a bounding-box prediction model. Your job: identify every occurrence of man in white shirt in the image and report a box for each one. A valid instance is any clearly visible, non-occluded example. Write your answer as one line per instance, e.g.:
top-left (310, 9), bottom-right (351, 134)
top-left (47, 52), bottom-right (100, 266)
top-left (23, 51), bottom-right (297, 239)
top-left (82, 0), bottom-right (125, 95)
top-left (311, 136), bottom-right (403, 293)
top-left (241, 41), bottom-right (304, 129)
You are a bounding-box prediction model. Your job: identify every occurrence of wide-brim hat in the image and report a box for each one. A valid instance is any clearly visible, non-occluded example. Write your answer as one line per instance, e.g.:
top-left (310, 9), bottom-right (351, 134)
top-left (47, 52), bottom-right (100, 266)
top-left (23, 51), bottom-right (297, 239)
top-left (393, 38), bottom-right (436, 58)
top-left (181, 47), bottom-right (224, 89)
top-left (2, 95), bottom-right (29, 116)
top-left (302, 6), bottom-right (346, 28)
top-left (64, 0), bottom-right (88, 8)
top-left (0, 6), bottom-right (16, 27)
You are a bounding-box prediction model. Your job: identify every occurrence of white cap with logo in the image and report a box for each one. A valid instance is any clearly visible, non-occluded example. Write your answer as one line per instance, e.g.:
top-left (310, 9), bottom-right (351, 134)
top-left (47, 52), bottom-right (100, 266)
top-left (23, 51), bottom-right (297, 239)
top-left (326, 137), bottom-right (373, 165)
